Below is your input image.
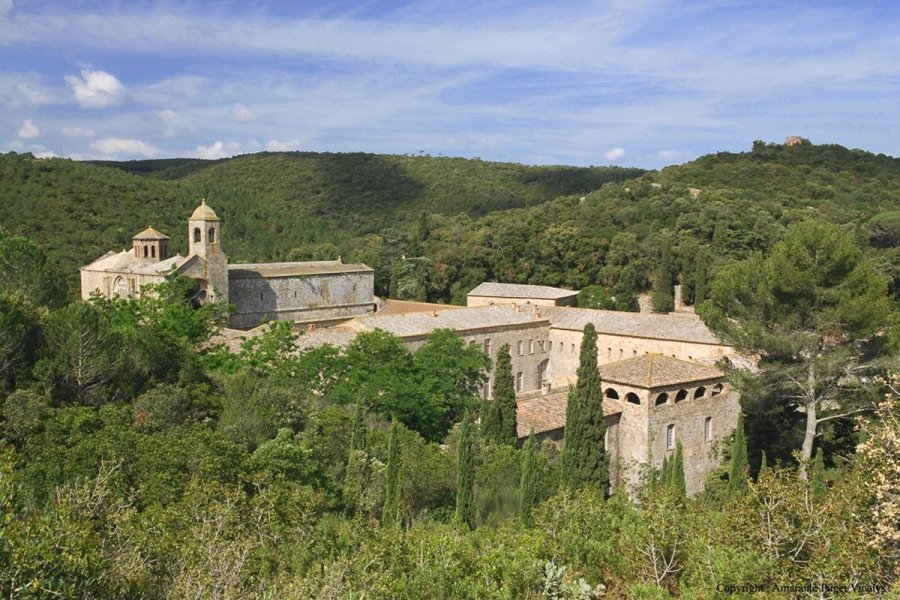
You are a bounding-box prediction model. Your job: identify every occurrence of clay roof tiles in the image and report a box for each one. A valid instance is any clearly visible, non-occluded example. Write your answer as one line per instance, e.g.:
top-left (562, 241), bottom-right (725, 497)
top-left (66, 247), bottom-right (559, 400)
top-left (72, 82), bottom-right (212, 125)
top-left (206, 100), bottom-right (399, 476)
top-left (540, 306), bottom-right (723, 345)
top-left (347, 305), bottom-right (546, 338)
top-left (599, 354), bottom-right (723, 389)
top-left (468, 282), bottom-right (578, 300)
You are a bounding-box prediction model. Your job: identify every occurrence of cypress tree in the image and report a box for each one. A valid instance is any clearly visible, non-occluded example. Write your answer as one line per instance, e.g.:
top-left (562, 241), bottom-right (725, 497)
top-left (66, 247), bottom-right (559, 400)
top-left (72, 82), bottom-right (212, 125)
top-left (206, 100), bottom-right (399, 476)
top-left (671, 442), bottom-right (686, 496)
top-left (728, 413), bottom-right (748, 496)
top-left (349, 402), bottom-right (367, 454)
top-left (560, 385), bottom-right (581, 488)
top-left (455, 412), bottom-right (476, 529)
top-left (518, 430), bottom-right (538, 527)
top-left (810, 449), bottom-right (827, 499)
top-left (485, 344), bottom-right (517, 446)
top-left (659, 456), bottom-right (670, 490)
top-left (382, 419), bottom-right (403, 527)
top-left (574, 323), bottom-right (609, 493)
top-left (694, 249), bottom-right (708, 307)
top-left (758, 450), bottom-right (768, 475)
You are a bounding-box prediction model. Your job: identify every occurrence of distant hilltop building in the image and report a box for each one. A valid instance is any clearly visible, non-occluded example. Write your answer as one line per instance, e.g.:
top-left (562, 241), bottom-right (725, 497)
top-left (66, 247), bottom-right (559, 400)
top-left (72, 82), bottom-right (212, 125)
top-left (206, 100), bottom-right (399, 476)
top-left (80, 200), bottom-right (375, 328)
top-left (785, 136), bottom-right (805, 146)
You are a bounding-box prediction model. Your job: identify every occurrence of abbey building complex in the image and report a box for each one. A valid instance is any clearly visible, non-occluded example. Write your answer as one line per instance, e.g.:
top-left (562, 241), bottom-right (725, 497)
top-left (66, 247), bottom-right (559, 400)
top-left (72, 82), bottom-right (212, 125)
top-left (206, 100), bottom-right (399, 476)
top-left (82, 201), bottom-right (741, 496)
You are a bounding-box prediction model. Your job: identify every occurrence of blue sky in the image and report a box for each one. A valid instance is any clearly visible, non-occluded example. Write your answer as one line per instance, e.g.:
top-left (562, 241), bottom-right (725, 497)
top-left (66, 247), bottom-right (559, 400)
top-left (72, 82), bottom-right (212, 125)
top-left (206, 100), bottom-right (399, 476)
top-left (1, 0), bottom-right (899, 168)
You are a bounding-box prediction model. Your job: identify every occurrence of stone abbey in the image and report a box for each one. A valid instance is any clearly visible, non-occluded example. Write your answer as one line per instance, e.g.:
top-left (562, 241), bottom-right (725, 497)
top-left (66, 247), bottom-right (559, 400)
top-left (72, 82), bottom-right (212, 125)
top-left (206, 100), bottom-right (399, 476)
top-left (82, 201), bottom-right (740, 496)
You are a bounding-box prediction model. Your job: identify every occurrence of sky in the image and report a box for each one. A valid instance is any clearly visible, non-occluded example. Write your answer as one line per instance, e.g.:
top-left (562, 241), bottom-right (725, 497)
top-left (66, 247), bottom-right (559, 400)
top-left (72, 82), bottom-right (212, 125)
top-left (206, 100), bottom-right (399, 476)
top-left (1, 0), bottom-right (899, 169)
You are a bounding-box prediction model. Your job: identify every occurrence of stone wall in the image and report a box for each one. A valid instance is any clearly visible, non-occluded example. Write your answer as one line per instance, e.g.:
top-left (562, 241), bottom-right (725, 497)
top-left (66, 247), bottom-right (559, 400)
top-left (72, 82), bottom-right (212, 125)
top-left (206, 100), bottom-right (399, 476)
top-left (648, 383), bottom-right (740, 496)
top-left (467, 295), bottom-right (577, 308)
top-left (80, 269), bottom-right (167, 300)
top-left (228, 270), bottom-right (375, 328)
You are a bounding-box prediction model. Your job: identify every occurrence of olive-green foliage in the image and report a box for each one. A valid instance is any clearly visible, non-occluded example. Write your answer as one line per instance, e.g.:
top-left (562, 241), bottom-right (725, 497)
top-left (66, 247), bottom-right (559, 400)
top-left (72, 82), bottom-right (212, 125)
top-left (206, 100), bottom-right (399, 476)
top-left (455, 412), bottom-right (476, 529)
top-left (382, 419), bottom-right (403, 528)
top-left (518, 431), bottom-right (538, 528)
top-left (728, 413), bottom-right (749, 497)
top-left (810, 448), bottom-right (827, 500)
top-left (0, 225), bottom-right (67, 308)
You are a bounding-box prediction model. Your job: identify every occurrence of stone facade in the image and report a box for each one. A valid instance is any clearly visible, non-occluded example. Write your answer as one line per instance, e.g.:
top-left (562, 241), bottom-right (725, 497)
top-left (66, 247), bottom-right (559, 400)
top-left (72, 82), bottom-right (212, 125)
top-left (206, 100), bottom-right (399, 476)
top-left (467, 282), bottom-right (578, 308)
top-left (80, 200), bottom-right (376, 328)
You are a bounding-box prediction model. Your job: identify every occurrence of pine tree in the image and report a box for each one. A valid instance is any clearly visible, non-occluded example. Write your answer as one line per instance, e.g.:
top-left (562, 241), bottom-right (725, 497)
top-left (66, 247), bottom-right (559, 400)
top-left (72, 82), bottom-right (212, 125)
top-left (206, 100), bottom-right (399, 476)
top-left (560, 385), bottom-right (581, 488)
top-left (694, 249), bottom-right (708, 307)
top-left (484, 344), bottom-right (517, 446)
top-left (728, 413), bottom-right (748, 496)
top-left (349, 402), bottom-right (367, 454)
top-left (382, 419), bottom-right (403, 527)
top-left (671, 442), bottom-right (686, 496)
top-left (518, 430), bottom-right (538, 528)
top-left (455, 412), bottom-right (476, 529)
top-left (574, 323), bottom-right (609, 493)
top-left (810, 449), bottom-right (827, 499)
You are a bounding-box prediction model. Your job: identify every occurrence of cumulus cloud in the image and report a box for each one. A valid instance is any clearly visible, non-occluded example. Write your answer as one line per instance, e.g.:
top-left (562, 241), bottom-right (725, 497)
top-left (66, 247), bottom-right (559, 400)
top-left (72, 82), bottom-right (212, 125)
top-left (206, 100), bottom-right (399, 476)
top-left (65, 69), bottom-right (128, 108)
top-left (17, 118), bottom-right (40, 139)
top-left (90, 137), bottom-right (159, 158)
top-left (61, 126), bottom-right (95, 137)
top-left (604, 147), bottom-right (626, 161)
top-left (195, 140), bottom-right (241, 160)
top-left (265, 138), bottom-right (301, 151)
top-left (229, 103), bottom-right (257, 122)
top-left (159, 108), bottom-right (190, 138)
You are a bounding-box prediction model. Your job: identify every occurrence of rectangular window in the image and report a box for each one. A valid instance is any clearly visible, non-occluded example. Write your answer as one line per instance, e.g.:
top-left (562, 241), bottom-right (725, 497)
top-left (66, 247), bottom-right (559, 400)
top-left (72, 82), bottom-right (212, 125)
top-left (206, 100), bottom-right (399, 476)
top-left (516, 372), bottom-right (523, 393)
top-left (484, 378), bottom-right (491, 399)
top-left (571, 343), bottom-right (575, 353)
top-left (666, 424), bottom-right (675, 450)
top-left (704, 417), bottom-right (712, 442)
top-left (517, 340), bottom-right (524, 356)
top-left (528, 339), bottom-right (534, 354)
top-left (484, 338), bottom-right (491, 355)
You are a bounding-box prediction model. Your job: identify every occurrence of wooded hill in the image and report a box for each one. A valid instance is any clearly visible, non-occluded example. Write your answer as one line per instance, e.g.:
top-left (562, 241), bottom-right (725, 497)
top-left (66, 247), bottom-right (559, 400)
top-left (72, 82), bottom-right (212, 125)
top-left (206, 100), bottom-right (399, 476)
top-left (0, 140), bottom-right (898, 304)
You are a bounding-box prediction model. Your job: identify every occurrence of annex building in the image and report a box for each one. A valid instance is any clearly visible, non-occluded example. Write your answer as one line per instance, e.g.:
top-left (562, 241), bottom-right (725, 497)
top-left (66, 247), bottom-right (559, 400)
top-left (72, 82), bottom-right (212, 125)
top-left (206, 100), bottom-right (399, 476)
top-left (80, 200), bottom-right (375, 328)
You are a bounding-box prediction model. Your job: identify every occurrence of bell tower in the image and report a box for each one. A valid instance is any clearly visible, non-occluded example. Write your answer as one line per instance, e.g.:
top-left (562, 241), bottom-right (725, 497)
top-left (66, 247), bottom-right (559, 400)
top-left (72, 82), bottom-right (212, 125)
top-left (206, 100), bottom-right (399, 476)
top-left (187, 199), bottom-right (229, 303)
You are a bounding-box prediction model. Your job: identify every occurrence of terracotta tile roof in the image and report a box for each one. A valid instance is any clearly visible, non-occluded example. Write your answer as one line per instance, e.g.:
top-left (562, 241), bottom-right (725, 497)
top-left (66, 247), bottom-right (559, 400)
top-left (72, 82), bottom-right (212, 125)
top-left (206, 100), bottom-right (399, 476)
top-left (347, 305), bottom-right (546, 338)
top-left (132, 227), bottom-right (170, 240)
top-left (468, 282), bottom-right (578, 300)
top-left (599, 354), bottom-right (723, 389)
top-left (376, 299), bottom-right (465, 316)
top-left (228, 260), bottom-right (372, 279)
top-left (516, 390), bottom-right (624, 438)
top-left (540, 306), bottom-right (724, 345)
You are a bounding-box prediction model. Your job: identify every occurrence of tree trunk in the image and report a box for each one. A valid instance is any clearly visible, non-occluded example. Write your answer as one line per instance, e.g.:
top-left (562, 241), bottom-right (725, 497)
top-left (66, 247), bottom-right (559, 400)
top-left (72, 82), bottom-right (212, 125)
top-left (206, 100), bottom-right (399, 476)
top-left (799, 361), bottom-right (817, 480)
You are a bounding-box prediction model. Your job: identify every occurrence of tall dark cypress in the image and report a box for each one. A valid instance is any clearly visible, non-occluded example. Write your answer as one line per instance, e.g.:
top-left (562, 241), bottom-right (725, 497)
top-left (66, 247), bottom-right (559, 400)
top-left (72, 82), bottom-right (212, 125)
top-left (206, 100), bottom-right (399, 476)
top-left (382, 419), bottom-right (403, 527)
top-left (671, 441), bottom-right (686, 497)
top-left (485, 344), bottom-right (516, 446)
top-left (455, 412), bottom-right (476, 529)
top-left (574, 323), bottom-right (609, 492)
top-left (349, 402), bottom-right (367, 454)
top-left (694, 249), bottom-right (708, 307)
top-left (518, 430), bottom-right (538, 527)
top-left (560, 385), bottom-right (581, 488)
top-left (728, 413), bottom-right (748, 497)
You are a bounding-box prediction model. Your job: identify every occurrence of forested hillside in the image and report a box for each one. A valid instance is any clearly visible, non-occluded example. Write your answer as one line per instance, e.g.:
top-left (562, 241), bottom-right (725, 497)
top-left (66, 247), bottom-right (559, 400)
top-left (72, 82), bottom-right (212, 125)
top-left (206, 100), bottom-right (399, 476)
top-left (0, 141), bottom-right (898, 597)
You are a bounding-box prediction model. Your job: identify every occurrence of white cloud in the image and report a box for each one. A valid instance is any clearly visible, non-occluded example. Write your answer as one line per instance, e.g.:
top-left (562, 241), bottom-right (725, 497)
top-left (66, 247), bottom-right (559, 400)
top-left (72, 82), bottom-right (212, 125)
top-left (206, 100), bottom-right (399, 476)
top-left (61, 126), bottom-right (95, 137)
top-left (159, 108), bottom-right (190, 138)
top-left (656, 149), bottom-right (692, 163)
top-left (230, 103), bottom-right (257, 122)
top-left (265, 138), bottom-right (301, 151)
top-left (194, 140), bottom-right (241, 160)
top-left (90, 137), bottom-right (159, 158)
top-left (17, 118), bottom-right (40, 139)
top-left (604, 147), bottom-right (626, 161)
top-left (65, 69), bottom-right (128, 108)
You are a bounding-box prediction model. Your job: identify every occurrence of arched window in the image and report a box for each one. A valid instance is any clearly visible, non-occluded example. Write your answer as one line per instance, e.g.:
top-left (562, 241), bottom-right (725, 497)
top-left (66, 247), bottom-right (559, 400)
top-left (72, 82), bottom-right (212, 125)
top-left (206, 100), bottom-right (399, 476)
top-left (208, 227), bottom-right (216, 243)
top-left (675, 389), bottom-right (688, 403)
top-left (194, 227), bottom-right (201, 243)
top-left (538, 359), bottom-right (549, 387)
top-left (605, 388), bottom-right (619, 400)
top-left (666, 424), bottom-right (675, 449)
top-left (143, 246), bottom-right (148, 257)
top-left (113, 277), bottom-right (127, 298)
top-left (694, 387), bottom-right (706, 399)
top-left (516, 372), bottom-right (523, 393)
top-left (654, 393), bottom-right (668, 406)
top-left (704, 417), bottom-right (712, 442)
top-left (625, 392), bottom-right (640, 405)
top-left (150, 245), bottom-right (156, 258)
top-left (711, 383), bottom-right (724, 396)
